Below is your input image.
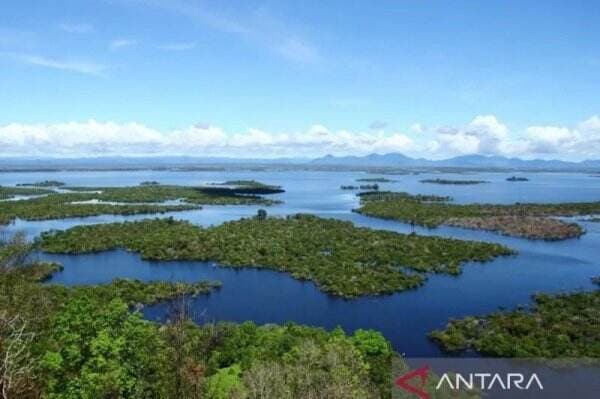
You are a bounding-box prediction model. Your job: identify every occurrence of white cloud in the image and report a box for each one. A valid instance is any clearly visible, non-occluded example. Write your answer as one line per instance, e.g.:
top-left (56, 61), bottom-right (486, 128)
top-left (0, 121), bottom-right (416, 158)
top-left (58, 23), bottom-right (94, 34)
top-left (428, 115), bottom-right (600, 160)
top-left (110, 39), bottom-right (137, 50)
top-left (3, 116), bottom-right (600, 160)
top-left (3, 53), bottom-right (106, 76)
top-left (433, 115), bottom-right (512, 156)
top-left (410, 123), bottom-right (425, 134)
top-left (157, 42), bottom-right (196, 51)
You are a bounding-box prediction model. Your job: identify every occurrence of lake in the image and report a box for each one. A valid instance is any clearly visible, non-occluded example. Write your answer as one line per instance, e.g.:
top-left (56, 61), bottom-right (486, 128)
top-left (2, 169), bottom-right (600, 357)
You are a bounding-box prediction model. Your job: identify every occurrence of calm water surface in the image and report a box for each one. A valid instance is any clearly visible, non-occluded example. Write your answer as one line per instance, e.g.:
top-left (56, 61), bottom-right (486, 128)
top-left (2, 169), bottom-right (600, 356)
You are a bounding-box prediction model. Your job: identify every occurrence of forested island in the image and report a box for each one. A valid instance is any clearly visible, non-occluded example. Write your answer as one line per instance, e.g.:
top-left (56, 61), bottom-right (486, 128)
top-left (429, 283), bottom-right (600, 357)
top-left (17, 180), bottom-right (66, 187)
top-left (0, 183), bottom-right (281, 225)
top-left (506, 176), bottom-right (529, 182)
top-left (340, 184), bottom-right (380, 190)
top-left (39, 215), bottom-right (512, 298)
top-left (356, 191), bottom-right (599, 240)
top-left (0, 185), bottom-right (55, 200)
top-left (419, 178), bottom-right (488, 185)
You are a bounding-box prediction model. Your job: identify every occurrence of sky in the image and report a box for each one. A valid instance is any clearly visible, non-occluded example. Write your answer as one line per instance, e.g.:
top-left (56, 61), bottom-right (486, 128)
top-left (1, 0), bottom-right (599, 160)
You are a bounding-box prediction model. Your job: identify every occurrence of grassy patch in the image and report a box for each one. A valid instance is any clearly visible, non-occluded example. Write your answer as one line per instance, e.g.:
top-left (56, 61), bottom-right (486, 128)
top-left (39, 215), bottom-right (512, 298)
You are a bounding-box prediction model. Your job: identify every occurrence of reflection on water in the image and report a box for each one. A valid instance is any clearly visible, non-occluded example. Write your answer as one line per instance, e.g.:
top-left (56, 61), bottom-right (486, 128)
top-left (3, 169), bottom-right (600, 356)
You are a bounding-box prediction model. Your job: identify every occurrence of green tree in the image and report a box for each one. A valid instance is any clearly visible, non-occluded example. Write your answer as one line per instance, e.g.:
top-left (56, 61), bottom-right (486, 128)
top-left (42, 297), bottom-right (168, 399)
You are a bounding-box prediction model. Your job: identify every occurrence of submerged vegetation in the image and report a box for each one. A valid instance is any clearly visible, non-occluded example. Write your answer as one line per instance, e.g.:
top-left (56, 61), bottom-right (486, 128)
top-left (419, 178), bottom-right (488, 185)
top-left (357, 191), bottom-right (598, 240)
top-left (1, 234), bottom-right (396, 399)
top-left (429, 289), bottom-right (600, 357)
top-left (39, 215), bottom-right (512, 298)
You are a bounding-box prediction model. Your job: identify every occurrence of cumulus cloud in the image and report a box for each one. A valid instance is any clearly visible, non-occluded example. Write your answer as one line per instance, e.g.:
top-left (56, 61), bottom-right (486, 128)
top-left (2, 116), bottom-right (600, 159)
top-left (428, 115), bottom-right (600, 159)
top-left (410, 123), bottom-right (425, 134)
top-left (0, 121), bottom-right (417, 158)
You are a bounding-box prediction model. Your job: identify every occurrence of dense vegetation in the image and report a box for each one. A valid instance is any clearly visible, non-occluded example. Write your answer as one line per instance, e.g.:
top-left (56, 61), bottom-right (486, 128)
top-left (0, 192), bottom-right (199, 225)
top-left (17, 180), bottom-right (66, 187)
top-left (356, 191), bottom-right (598, 240)
top-left (429, 289), bottom-right (600, 357)
top-left (39, 215), bottom-right (512, 298)
top-left (0, 186), bottom-right (54, 200)
top-left (341, 184), bottom-right (382, 190)
top-left (0, 182), bottom-right (285, 225)
top-left (419, 178), bottom-right (488, 185)
top-left (64, 184), bottom-right (281, 204)
top-left (1, 234), bottom-right (399, 398)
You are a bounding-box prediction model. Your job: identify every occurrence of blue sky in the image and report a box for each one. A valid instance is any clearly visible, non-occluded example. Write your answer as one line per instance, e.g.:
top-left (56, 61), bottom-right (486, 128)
top-left (1, 0), bottom-right (599, 159)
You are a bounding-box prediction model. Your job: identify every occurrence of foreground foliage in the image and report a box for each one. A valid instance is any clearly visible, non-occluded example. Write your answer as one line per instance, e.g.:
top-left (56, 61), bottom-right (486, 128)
top-left (357, 191), bottom-right (597, 240)
top-left (1, 236), bottom-right (396, 398)
top-left (429, 289), bottom-right (600, 357)
top-left (39, 215), bottom-right (512, 297)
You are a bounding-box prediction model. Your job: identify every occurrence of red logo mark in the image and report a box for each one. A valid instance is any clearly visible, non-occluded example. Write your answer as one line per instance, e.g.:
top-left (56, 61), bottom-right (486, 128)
top-left (395, 365), bottom-right (430, 399)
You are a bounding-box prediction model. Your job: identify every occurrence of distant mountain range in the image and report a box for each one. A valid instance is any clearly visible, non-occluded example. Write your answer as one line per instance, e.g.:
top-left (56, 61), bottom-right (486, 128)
top-left (1, 153), bottom-right (600, 171)
top-left (311, 153), bottom-right (600, 170)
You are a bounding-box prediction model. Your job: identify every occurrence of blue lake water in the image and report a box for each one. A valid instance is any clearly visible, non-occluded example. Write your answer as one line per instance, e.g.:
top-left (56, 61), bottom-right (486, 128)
top-left (3, 169), bottom-right (600, 357)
